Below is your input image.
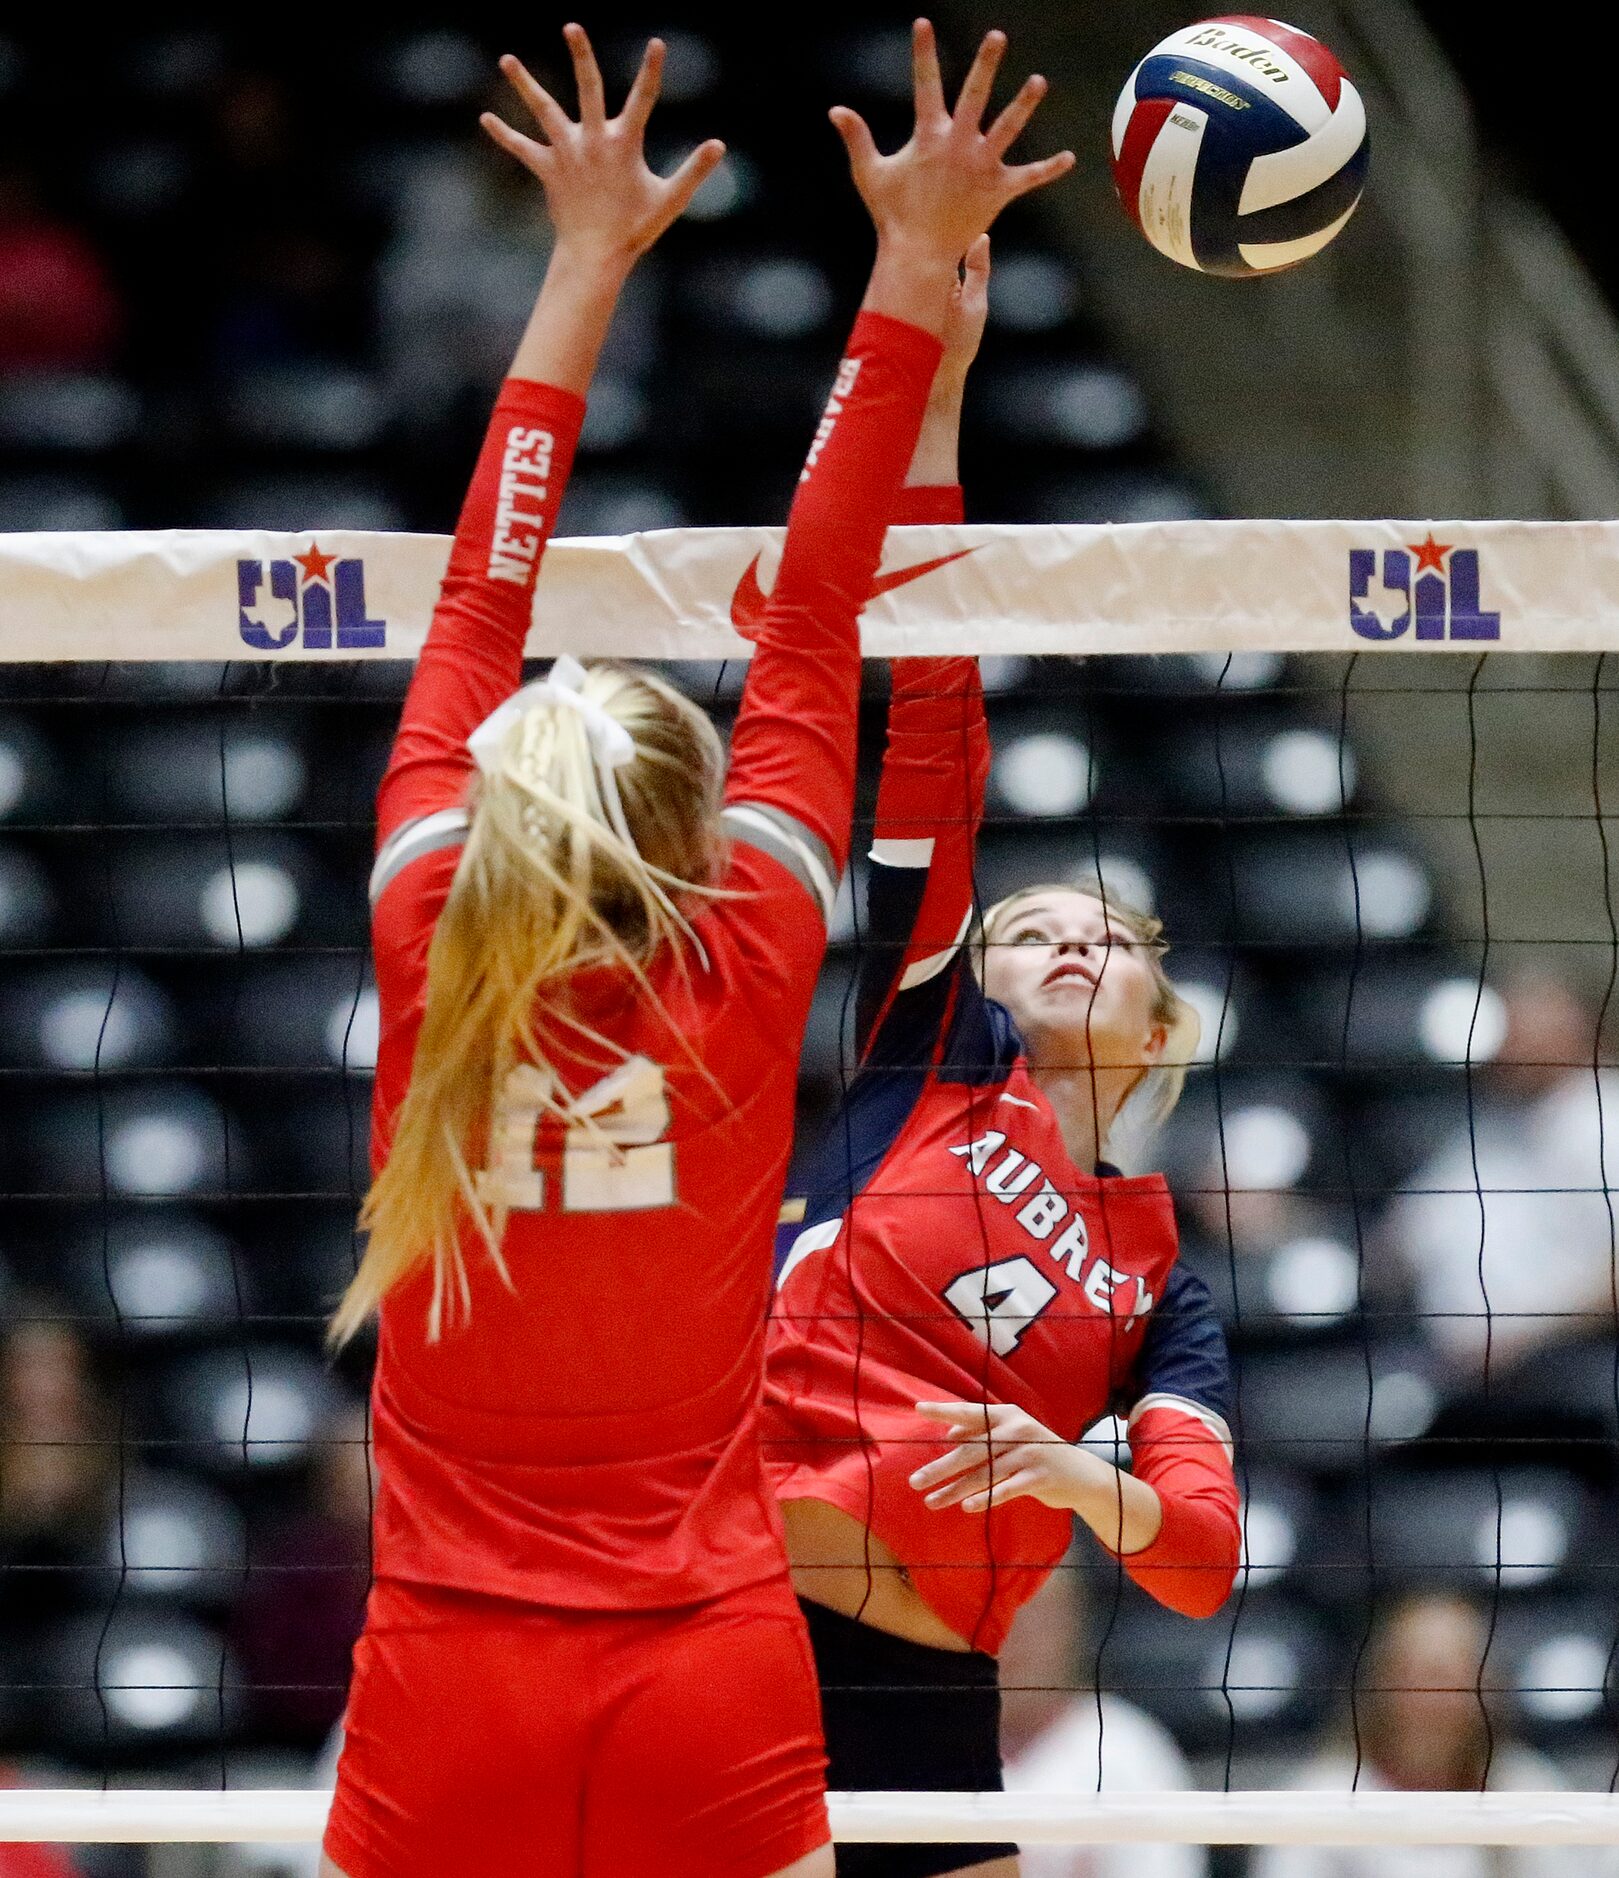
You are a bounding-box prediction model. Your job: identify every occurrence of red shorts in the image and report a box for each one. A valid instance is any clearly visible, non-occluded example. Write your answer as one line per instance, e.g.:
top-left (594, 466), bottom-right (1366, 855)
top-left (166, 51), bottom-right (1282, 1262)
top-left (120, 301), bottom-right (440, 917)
top-left (323, 1572), bottom-right (829, 1878)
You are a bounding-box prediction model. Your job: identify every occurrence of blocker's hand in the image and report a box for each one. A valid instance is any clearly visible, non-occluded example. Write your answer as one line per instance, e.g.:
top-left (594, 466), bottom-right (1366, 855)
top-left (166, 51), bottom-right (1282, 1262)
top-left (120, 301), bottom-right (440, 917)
top-left (910, 1399), bottom-right (1111, 1515)
top-left (939, 234), bottom-right (993, 384)
top-left (832, 21), bottom-right (1073, 262)
top-left (482, 26), bottom-right (726, 263)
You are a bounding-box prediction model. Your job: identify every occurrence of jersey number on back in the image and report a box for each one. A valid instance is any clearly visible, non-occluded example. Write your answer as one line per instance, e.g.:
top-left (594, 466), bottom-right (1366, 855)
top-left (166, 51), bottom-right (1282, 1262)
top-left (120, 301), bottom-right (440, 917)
top-left (473, 1055), bottom-right (674, 1214)
top-left (942, 1255), bottom-right (1059, 1357)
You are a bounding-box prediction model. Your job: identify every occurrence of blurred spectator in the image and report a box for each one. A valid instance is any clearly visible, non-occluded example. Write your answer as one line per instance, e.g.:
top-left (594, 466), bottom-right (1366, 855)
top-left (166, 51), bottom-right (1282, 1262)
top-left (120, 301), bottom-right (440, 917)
top-left (1184, 1171), bottom-right (1311, 1264)
top-left (1384, 971), bottom-right (1618, 1383)
top-left (0, 1307), bottom-right (114, 1620)
top-left (212, 224), bottom-right (372, 371)
top-left (230, 1401), bottom-right (372, 1743)
top-left (1178, 1116), bottom-right (1334, 1270)
top-left (1001, 1562), bottom-right (1206, 1878)
top-left (1251, 1592), bottom-right (1614, 1878)
top-left (201, 69), bottom-right (307, 229)
top-left (200, 72), bottom-right (374, 372)
top-left (0, 164), bottom-right (121, 372)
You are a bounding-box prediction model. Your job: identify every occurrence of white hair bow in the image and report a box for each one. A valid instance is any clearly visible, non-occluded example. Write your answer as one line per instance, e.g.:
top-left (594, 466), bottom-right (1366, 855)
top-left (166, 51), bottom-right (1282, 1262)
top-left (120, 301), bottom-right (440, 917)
top-left (466, 655), bottom-right (635, 775)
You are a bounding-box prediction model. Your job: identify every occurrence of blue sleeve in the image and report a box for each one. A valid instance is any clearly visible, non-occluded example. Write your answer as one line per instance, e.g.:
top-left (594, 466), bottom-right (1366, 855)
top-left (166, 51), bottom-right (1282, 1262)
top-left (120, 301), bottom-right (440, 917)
top-left (856, 857), bottom-right (1018, 1079)
top-left (1126, 1261), bottom-right (1233, 1428)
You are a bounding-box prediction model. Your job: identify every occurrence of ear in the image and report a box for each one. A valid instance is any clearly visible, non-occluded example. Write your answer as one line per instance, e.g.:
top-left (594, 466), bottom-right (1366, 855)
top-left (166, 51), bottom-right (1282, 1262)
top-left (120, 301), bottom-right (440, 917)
top-left (1117, 1022), bottom-right (1170, 1111)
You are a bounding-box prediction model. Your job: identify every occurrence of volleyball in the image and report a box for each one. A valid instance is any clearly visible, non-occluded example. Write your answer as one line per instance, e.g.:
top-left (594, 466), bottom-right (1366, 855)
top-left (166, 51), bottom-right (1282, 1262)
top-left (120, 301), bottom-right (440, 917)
top-left (1110, 15), bottom-right (1368, 276)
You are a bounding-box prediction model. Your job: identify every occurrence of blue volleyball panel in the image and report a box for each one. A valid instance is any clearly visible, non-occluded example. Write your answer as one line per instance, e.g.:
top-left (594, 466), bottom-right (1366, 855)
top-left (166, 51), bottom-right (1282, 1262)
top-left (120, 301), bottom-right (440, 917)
top-left (1131, 56), bottom-right (1312, 276)
top-left (1131, 53), bottom-right (1313, 144)
top-left (1232, 133), bottom-right (1370, 250)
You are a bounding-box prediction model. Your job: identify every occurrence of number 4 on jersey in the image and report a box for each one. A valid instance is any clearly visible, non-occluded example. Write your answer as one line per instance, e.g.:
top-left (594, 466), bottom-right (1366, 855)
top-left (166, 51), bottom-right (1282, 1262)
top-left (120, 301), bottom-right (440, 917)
top-left (942, 1255), bottom-right (1058, 1357)
top-left (474, 1054), bottom-right (674, 1214)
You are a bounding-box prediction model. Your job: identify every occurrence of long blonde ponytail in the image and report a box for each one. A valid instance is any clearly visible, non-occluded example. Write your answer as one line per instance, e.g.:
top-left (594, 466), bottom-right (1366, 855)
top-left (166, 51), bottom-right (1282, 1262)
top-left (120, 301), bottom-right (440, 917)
top-left (331, 661), bottom-right (724, 1345)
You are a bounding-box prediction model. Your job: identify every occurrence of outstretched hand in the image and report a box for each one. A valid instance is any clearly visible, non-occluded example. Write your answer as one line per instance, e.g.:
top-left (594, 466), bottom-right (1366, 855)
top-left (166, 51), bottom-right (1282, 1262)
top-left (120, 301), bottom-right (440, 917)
top-left (903, 235), bottom-right (989, 479)
top-left (482, 26), bottom-right (726, 264)
top-left (940, 234), bottom-right (993, 382)
top-left (832, 21), bottom-right (1073, 263)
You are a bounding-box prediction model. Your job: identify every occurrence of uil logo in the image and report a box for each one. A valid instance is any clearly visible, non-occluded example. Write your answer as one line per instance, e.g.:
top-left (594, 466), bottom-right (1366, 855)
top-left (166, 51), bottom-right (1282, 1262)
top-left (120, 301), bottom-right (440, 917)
top-left (238, 542), bottom-right (386, 650)
top-left (1349, 535), bottom-right (1500, 642)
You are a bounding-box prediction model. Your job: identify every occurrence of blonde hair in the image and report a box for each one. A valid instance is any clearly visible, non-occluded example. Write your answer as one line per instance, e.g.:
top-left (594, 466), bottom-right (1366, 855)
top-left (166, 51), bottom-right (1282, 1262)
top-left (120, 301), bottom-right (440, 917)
top-left (331, 661), bottom-right (724, 1345)
top-left (976, 876), bottom-right (1201, 1152)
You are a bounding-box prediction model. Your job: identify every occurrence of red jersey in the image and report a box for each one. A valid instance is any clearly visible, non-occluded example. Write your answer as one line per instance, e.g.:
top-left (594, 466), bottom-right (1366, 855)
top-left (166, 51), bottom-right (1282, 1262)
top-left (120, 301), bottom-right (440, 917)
top-left (364, 310), bottom-right (943, 1610)
top-left (761, 490), bottom-right (1240, 1652)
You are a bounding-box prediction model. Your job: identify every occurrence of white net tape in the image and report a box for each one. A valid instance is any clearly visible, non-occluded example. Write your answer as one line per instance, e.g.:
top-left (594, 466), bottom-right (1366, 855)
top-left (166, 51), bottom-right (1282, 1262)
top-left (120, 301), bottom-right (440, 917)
top-left (0, 1789), bottom-right (1617, 1846)
top-left (0, 519), bottom-right (1613, 659)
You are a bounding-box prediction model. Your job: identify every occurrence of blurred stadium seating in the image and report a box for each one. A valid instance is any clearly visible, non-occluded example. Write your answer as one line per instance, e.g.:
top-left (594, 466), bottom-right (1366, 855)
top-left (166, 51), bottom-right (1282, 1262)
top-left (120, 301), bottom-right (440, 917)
top-left (0, 14), bottom-right (1613, 1858)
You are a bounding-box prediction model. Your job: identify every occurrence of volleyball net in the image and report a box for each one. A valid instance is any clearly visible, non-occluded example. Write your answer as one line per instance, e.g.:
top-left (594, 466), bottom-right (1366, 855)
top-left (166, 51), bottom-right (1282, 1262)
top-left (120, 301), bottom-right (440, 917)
top-left (3, 518), bottom-right (1619, 1861)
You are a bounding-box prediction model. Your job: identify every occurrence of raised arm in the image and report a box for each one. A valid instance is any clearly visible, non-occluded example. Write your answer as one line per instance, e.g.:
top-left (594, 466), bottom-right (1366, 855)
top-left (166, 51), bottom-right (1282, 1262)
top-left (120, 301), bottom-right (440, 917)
top-left (719, 26), bottom-right (1072, 966)
top-left (855, 239), bottom-right (995, 1067)
top-left (372, 29), bottom-right (724, 885)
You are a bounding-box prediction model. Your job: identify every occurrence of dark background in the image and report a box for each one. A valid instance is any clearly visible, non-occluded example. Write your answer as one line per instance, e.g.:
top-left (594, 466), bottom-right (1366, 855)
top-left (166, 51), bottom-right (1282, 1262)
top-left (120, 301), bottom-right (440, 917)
top-left (0, 13), bottom-right (1613, 1877)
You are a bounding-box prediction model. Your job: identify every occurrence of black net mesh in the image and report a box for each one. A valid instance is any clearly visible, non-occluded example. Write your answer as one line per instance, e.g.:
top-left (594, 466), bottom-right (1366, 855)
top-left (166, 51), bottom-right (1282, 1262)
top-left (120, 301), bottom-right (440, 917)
top-left (1, 649), bottom-right (1617, 1876)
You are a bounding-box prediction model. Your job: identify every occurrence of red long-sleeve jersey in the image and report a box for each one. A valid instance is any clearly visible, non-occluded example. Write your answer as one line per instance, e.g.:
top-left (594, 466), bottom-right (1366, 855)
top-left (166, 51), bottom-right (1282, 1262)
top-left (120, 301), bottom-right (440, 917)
top-left (364, 310), bottom-right (943, 1610)
top-left (760, 484), bottom-right (1241, 1652)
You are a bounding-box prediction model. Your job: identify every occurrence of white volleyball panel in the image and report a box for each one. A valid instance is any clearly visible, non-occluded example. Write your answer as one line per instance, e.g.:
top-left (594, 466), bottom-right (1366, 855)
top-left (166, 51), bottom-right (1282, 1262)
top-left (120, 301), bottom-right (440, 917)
top-left (1111, 59), bottom-right (1145, 158)
top-left (1239, 81), bottom-right (1368, 215)
top-left (1239, 198), bottom-right (1362, 272)
top-left (1136, 105), bottom-right (1208, 271)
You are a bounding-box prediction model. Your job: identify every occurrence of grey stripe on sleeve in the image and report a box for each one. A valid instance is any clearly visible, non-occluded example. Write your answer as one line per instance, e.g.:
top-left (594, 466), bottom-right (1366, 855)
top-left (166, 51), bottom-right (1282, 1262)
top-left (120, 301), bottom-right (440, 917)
top-left (369, 807), bottom-right (471, 905)
top-left (1129, 1392), bottom-right (1235, 1461)
top-left (721, 800), bottom-right (838, 925)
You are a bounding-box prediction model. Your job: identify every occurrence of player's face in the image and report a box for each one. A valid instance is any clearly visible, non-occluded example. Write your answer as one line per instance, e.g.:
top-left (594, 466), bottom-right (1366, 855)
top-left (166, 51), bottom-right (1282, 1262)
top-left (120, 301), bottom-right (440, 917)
top-left (981, 890), bottom-right (1163, 1069)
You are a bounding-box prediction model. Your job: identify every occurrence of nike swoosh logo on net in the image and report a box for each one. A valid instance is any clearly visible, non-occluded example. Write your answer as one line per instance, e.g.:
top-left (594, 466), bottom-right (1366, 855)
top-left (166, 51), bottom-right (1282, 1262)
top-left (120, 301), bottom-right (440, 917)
top-left (729, 548), bottom-right (977, 633)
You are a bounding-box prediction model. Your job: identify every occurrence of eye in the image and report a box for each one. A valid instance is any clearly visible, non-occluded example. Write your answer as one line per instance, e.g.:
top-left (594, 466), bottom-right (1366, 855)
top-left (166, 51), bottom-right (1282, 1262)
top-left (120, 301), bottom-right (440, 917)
top-left (1009, 927), bottom-right (1048, 946)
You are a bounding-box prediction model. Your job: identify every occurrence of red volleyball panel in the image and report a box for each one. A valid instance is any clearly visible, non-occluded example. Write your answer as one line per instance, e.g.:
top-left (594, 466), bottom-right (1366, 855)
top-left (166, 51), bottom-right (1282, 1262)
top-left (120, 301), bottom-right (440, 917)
top-left (1202, 15), bottom-right (1344, 110)
top-left (1110, 96), bottom-right (1175, 228)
